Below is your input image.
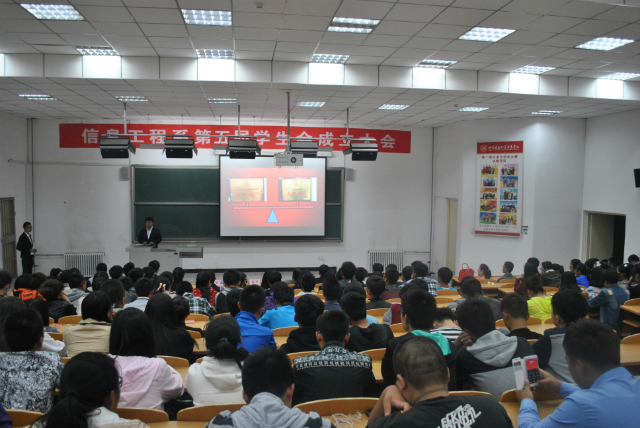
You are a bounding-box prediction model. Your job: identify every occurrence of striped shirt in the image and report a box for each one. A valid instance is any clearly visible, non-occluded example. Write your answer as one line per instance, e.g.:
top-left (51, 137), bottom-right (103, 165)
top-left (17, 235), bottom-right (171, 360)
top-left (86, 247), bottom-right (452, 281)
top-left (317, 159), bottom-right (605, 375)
top-left (431, 327), bottom-right (462, 341)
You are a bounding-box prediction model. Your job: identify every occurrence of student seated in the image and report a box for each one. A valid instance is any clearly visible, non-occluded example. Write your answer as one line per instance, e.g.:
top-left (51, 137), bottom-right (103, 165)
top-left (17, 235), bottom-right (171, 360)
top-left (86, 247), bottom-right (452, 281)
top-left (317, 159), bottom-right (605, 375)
top-left (64, 291), bottom-right (113, 358)
top-left (355, 267), bottom-right (368, 285)
top-left (588, 268), bottom-right (629, 328)
top-left (36, 352), bottom-right (148, 428)
top-left (321, 274), bottom-right (341, 310)
top-left (449, 277), bottom-right (502, 321)
top-left (26, 298), bottom-right (67, 356)
top-left (525, 275), bottom-right (552, 321)
top-left (384, 267), bottom-right (401, 292)
top-left (187, 316), bottom-right (249, 406)
top-left (436, 267), bottom-right (454, 290)
top-left (39, 279), bottom-right (77, 322)
top-left (406, 262), bottom-right (438, 296)
top-left (121, 276), bottom-right (138, 305)
top-left (316, 264), bottom-right (330, 284)
top-left (236, 285), bottom-right (275, 353)
top-left (226, 288), bottom-right (242, 317)
top-left (258, 283), bottom-right (297, 329)
top-left (145, 293), bottom-right (195, 362)
top-left (173, 295), bottom-right (204, 336)
top-left (532, 289), bottom-right (588, 383)
top-left (515, 319), bottom-right (640, 427)
top-left (455, 298), bottom-right (535, 399)
top-left (292, 310), bottom-right (375, 405)
top-left (193, 271), bottom-right (220, 312)
top-left (123, 277), bottom-right (155, 311)
top-left (0, 308), bottom-right (64, 413)
top-left (343, 283), bottom-right (381, 325)
top-left (381, 289), bottom-right (457, 390)
top-left (501, 294), bottom-right (543, 340)
top-left (297, 272), bottom-right (318, 296)
top-left (540, 261), bottom-right (562, 288)
top-left (109, 308), bottom-right (184, 409)
top-left (366, 276), bottom-right (392, 310)
top-left (102, 279), bottom-right (127, 313)
top-left (341, 292), bottom-right (393, 352)
top-left (264, 270), bottom-right (283, 311)
top-left (66, 273), bottom-right (89, 307)
top-left (337, 261), bottom-right (362, 298)
top-left (11, 274), bottom-right (38, 302)
top-left (176, 281), bottom-right (216, 317)
top-left (497, 261), bottom-right (516, 282)
top-left (368, 336), bottom-right (512, 428)
top-left (382, 279), bottom-right (432, 325)
top-left (279, 295), bottom-right (324, 354)
top-left (478, 264), bottom-right (492, 280)
top-left (205, 346), bottom-right (333, 428)
top-left (399, 265), bottom-right (413, 285)
top-left (431, 307), bottom-right (463, 340)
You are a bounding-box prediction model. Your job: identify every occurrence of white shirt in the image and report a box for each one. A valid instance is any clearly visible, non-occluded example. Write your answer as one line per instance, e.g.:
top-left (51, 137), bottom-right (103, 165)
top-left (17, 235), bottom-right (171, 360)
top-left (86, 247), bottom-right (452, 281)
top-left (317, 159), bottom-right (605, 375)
top-left (147, 227), bottom-right (153, 239)
top-left (87, 407), bottom-right (131, 428)
top-left (41, 332), bottom-right (67, 357)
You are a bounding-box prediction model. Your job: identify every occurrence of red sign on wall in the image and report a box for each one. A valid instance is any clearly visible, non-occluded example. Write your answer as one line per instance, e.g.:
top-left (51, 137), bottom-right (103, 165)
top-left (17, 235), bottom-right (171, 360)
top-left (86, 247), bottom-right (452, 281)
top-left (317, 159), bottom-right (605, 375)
top-left (59, 124), bottom-right (411, 153)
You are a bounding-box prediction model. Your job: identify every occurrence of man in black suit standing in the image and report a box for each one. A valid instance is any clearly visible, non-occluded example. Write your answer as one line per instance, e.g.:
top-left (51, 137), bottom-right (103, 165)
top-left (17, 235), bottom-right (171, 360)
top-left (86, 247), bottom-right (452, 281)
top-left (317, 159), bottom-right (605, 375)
top-left (16, 222), bottom-right (36, 274)
top-left (137, 216), bottom-right (162, 248)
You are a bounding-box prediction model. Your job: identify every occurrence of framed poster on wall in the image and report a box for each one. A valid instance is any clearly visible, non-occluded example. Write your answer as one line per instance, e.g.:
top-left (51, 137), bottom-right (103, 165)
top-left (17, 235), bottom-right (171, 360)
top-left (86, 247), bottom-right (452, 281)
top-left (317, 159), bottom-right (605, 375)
top-left (475, 141), bottom-right (523, 237)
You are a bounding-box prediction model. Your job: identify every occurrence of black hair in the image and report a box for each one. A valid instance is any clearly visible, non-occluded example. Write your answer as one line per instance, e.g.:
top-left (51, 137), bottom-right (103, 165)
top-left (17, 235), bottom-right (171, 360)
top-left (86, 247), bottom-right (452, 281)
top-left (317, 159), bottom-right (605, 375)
top-left (133, 277), bottom-right (155, 298)
top-left (128, 267), bottom-right (144, 283)
top-left (354, 267), bottom-right (368, 283)
top-left (459, 277), bottom-right (483, 298)
top-left (434, 307), bottom-right (456, 323)
top-left (29, 273), bottom-right (45, 291)
top-left (317, 309), bottom-right (350, 342)
top-left (223, 269), bottom-right (240, 287)
top-left (552, 264), bottom-right (565, 274)
top-left (119, 276), bottom-right (134, 292)
top-left (527, 257), bottom-right (540, 267)
top-left (628, 254), bottom-right (639, 264)
top-left (413, 262), bottom-right (429, 277)
top-left (343, 282), bottom-right (366, 297)
top-left (242, 346), bottom-right (293, 401)
top-left (239, 285), bottom-right (266, 314)
top-left (504, 261), bottom-right (514, 273)
top-left (23, 221), bottom-right (31, 229)
top-left (500, 294), bottom-right (529, 320)
top-left (69, 268), bottom-right (81, 276)
top-left (570, 259), bottom-right (581, 271)
top-left (175, 281), bottom-right (194, 296)
top-left (435, 267), bottom-right (452, 284)
top-left (145, 216), bottom-right (154, 222)
top-left (575, 263), bottom-right (589, 277)
top-left (37, 352), bottom-right (121, 428)
top-left (608, 257), bottom-right (619, 268)
top-left (56, 269), bottom-right (68, 282)
top-left (148, 260), bottom-right (160, 272)
top-left (385, 267), bottom-right (400, 284)
top-left (585, 258), bottom-right (598, 269)
top-left (456, 298), bottom-right (495, 338)
top-left (292, 268), bottom-right (303, 287)
top-left (399, 279), bottom-right (430, 296)
top-left (92, 276), bottom-right (108, 292)
top-left (618, 264), bottom-right (632, 280)
top-left (0, 270), bottom-right (11, 289)
top-left (172, 268), bottom-right (185, 289)
top-left (155, 275), bottom-right (171, 291)
top-left (195, 271), bottom-right (211, 301)
top-left (49, 268), bottom-right (62, 280)
top-left (4, 307), bottom-right (43, 351)
top-left (601, 268), bottom-right (620, 285)
top-left (541, 261), bottom-right (554, 271)
top-left (335, 268), bottom-right (343, 281)
top-left (340, 261), bottom-right (356, 280)
top-left (160, 271), bottom-right (174, 287)
top-left (560, 271), bottom-right (580, 291)
top-left (96, 263), bottom-right (108, 273)
top-left (525, 274), bottom-right (545, 296)
top-left (14, 274), bottom-right (31, 290)
top-left (564, 318), bottom-right (619, 371)
top-left (401, 265), bottom-right (413, 281)
top-left (401, 289), bottom-right (437, 330)
top-left (260, 269), bottom-right (272, 290)
top-left (340, 292), bottom-right (366, 322)
top-left (145, 293), bottom-right (195, 357)
top-left (110, 308), bottom-right (156, 357)
top-left (523, 262), bottom-right (539, 278)
top-left (294, 295), bottom-right (324, 328)
top-left (274, 283), bottom-right (295, 304)
top-left (372, 263), bottom-right (384, 273)
top-left (322, 273), bottom-right (340, 301)
top-left (172, 296), bottom-right (190, 323)
top-left (142, 266), bottom-right (155, 279)
top-left (366, 276), bottom-right (386, 298)
top-left (68, 273), bottom-right (85, 290)
top-left (39, 279), bottom-right (64, 301)
top-left (300, 272), bottom-right (316, 292)
top-left (226, 288), bottom-right (243, 317)
top-left (319, 264), bottom-right (330, 276)
top-left (205, 315), bottom-right (249, 369)
top-left (393, 336), bottom-right (448, 388)
top-left (479, 264), bottom-right (492, 279)
top-left (108, 265), bottom-right (123, 279)
top-left (26, 298), bottom-right (50, 327)
top-left (101, 279), bottom-right (126, 307)
top-left (588, 267), bottom-right (604, 289)
top-left (551, 289), bottom-right (588, 325)
top-left (81, 291), bottom-right (112, 323)
top-left (123, 262), bottom-right (135, 276)
top-left (0, 297), bottom-right (26, 352)
top-left (238, 271), bottom-right (247, 287)
top-left (267, 270), bottom-right (282, 286)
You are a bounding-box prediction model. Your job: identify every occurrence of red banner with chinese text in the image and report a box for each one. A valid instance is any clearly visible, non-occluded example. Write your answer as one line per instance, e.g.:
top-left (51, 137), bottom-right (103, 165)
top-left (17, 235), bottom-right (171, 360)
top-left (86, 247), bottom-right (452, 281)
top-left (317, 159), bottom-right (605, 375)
top-left (59, 124), bottom-right (411, 153)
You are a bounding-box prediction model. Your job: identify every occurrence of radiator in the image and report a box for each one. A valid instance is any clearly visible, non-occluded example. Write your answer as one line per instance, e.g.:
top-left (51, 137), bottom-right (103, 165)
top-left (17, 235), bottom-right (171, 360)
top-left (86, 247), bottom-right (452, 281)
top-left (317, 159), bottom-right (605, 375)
top-left (64, 252), bottom-right (105, 276)
top-left (368, 251), bottom-right (404, 271)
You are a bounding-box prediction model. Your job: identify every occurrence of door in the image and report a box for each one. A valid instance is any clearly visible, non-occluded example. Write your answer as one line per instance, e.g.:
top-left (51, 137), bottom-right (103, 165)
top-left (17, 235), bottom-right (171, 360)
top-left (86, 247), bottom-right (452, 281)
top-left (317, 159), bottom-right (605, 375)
top-left (0, 198), bottom-right (17, 277)
top-left (585, 212), bottom-right (626, 262)
top-left (445, 198), bottom-right (458, 269)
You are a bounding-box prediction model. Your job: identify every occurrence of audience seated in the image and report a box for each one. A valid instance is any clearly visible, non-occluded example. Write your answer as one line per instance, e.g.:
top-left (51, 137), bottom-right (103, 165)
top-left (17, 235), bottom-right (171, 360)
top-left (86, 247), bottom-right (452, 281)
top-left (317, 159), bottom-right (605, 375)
top-left (366, 276), bottom-right (392, 310)
top-left (226, 288), bottom-right (242, 317)
top-left (384, 267), bottom-right (401, 292)
top-left (321, 273), bottom-right (341, 310)
top-left (455, 298), bottom-right (535, 400)
top-left (316, 264), bottom-right (330, 285)
top-left (91, 272), bottom-right (109, 292)
top-left (292, 310), bottom-right (375, 405)
top-left (206, 346), bottom-right (333, 428)
top-left (560, 271), bottom-right (581, 292)
top-left (436, 267), bottom-right (454, 290)
top-left (589, 268), bottom-right (629, 328)
top-left (109, 308), bottom-right (184, 409)
top-left (343, 283), bottom-right (381, 325)
top-left (478, 264), bottom-right (492, 280)
top-left (297, 272), bottom-right (318, 296)
top-left (89, 263), bottom-right (108, 285)
top-left (193, 271), bottom-right (220, 312)
top-left (0, 297), bottom-right (26, 351)
top-left (540, 261), bottom-right (562, 288)
top-left (532, 289), bottom-right (588, 383)
top-left (575, 263), bottom-right (590, 287)
top-left (173, 295), bottom-right (204, 336)
top-left (264, 270), bottom-right (283, 311)
top-left (236, 285), bottom-right (275, 353)
top-left (525, 275), bottom-right (552, 321)
top-left (187, 315), bottom-right (249, 406)
top-left (258, 283), bottom-right (297, 329)
top-left (450, 277), bottom-right (502, 321)
top-left (368, 336), bottom-right (512, 428)
top-left (630, 265), bottom-right (640, 299)
top-left (39, 279), bottom-right (77, 322)
top-left (338, 261), bottom-right (362, 298)
top-left (382, 289), bottom-right (457, 390)
top-left (11, 274), bottom-right (38, 301)
top-left (286, 268), bottom-right (303, 287)
top-left (341, 292), bottom-right (393, 352)
top-left (65, 273), bottom-right (88, 307)
top-left (400, 265), bottom-right (413, 285)
top-left (123, 278), bottom-right (155, 310)
top-left (102, 279), bottom-right (127, 313)
top-left (405, 262), bottom-right (437, 296)
top-left (64, 291), bottom-right (112, 357)
top-left (142, 266), bottom-right (155, 281)
top-left (176, 281), bottom-right (216, 317)
top-left (497, 261), bottom-right (516, 282)
top-left (500, 294), bottom-right (543, 340)
top-left (109, 264), bottom-right (124, 281)
top-left (431, 308), bottom-right (462, 340)
top-left (280, 295), bottom-right (324, 354)
top-left (145, 293), bottom-right (195, 362)
top-left (514, 262), bottom-right (539, 294)
top-left (26, 298), bottom-right (67, 356)
top-left (128, 267), bottom-right (144, 283)
top-left (0, 308), bottom-right (63, 413)
top-left (382, 279), bottom-right (431, 325)
top-left (515, 319), bottom-right (640, 427)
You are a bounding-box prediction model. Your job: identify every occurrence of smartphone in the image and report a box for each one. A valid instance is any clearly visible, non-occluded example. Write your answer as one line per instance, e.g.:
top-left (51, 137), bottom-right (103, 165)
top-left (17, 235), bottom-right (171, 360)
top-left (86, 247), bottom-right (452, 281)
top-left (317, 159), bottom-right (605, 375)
top-left (512, 356), bottom-right (540, 389)
top-left (524, 355), bottom-right (540, 387)
top-left (512, 358), bottom-right (526, 390)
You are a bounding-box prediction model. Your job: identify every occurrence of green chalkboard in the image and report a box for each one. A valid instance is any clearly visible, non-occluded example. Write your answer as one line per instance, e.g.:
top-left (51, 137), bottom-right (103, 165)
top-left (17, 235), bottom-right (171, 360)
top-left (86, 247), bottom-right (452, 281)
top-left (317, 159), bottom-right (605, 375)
top-left (326, 169), bottom-right (343, 204)
top-left (135, 205), bottom-right (219, 239)
top-left (135, 168), bottom-right (219, 203)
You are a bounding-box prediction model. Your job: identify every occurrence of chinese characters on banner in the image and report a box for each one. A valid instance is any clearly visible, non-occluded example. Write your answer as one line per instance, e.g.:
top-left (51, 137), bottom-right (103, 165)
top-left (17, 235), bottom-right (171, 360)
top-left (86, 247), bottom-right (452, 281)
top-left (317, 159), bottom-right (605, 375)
top-left (475, 141), bottom-right (524, 237)
top-left (60, 124), bottom-right (411, 153)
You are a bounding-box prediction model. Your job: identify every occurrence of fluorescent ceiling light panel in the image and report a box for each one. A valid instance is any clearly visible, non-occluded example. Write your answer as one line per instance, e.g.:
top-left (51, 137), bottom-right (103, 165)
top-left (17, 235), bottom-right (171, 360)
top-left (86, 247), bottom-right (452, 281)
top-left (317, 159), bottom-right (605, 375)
top-left (416, 59), bottom-right (457, 69)
top-left (116, 96), bottom-right (147, 102)
top-left (76, 46), bottom-right (118, 56)
top-left (576, 37), bottom-right (634, 51)
top-left (197, 49), bottom-right (234, 59)
top-left (311, 54), bottom-right (349, 64)
top-left (182, 9), bottom-right (231, 26)
top-left (21, 4), bottom-right (84, 20)
top-left (329, 17), bottom-right (379, 33)
top-left (599, 72), bottom-right (640, 81)
top-left (512, 66), bottom-right (555, 74)
top-left (459, 27), bottom-right (515, 42)
top-left (458, 107), bottom-right (488, 112)
top-left (379, 104), bottom-right (409, 110)
top-left (297, 102), bottom-right (325, 107)
top-left (532, 110), bottom-right (562, 115)
top-left (208, 98), bottom-right (236, 103)
top-left (19, 94), bottom-right (56, 100)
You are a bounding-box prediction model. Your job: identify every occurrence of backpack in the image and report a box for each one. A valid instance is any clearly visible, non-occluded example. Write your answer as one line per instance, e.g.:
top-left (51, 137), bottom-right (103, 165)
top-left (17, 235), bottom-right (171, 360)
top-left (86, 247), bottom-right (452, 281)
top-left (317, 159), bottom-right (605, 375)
top-left (458, 264), bottom-right (475, 282)
top-left (15, 288), bottom-right (39, 302)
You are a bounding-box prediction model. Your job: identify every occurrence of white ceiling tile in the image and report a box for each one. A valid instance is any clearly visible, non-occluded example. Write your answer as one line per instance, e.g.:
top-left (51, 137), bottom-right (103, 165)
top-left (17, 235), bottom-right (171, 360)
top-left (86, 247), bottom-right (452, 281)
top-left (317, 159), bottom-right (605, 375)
top-left (564, 20), bottom-right (627, 37)
top-left (314, 44), bottom-right (357, 55)
top-left (480, 43), bottom-right (528, 55)
top-left (15, 33), bottom-right (67, 45)
top-left (446, 61), bottom-right (486, 70)
top-left (552, 49), bottom-right (593, 60)
top-left (497, 55), bottom-right (538, 65)
top-left (432, 8), bottom-right (494, 26)
top-left (0, 19), bottom-right (52, 33)
top-left (381, 57), bottom-right (425, 67)
top-left (0, 4), bottom-right (35, 19)
top-left (385, 4), bottom-right (445, 22)
top-left (335, 1), bottom-right (395, 19)
top-left (236, 40), bottom-right (276, 51)
top-left (233, 27), bottom-right (280, 41)
top-left (450, 0), bottom-right (509, 10)
top-left (234, 12), bottom-right (283, 28)
top-left (275, 41), bottom-right (316, 53)
top-left (104, 36), bottom-right (151, 48)
top-left (321, 32), bottom-right (368, 45)
top-left (403, 37), bottom-right (452, 50)
top-left (191, 38), bottom-right (234, 49)
top-left (0, 43), bottom-right (40, 53)
top-left (523, 16), bottom-right (585, 33)
top-left (272, 52), bottom-right (311, 62)
top-left (362, 35), bottom-right (410, 48)
top-left (479, 12), bottom-right (541, 30)
top-left (154, 48), bottom-right (197, 58)
top-left (278, 30), bottom-right (324, 43)
top-left (427, 51), bottom-right (473, 61)
top-left (518, 46), bottom-right (567, 57)
top-left (416, 23), bottom-right (471, 39)
top-left (234, 50), bottom-right (274, 60)
top-left (285, 0), bottom-right (341, 17)
top-left (186, 25), bottom-right (233, 39)
top-left (372, 21), bottom-right (425, 37)
top-left (128, 8), bottom-right (184, 24)
top-left (140, 24), bottom-right (189, 37)
top-left (92, 22), bottom-right (144, 36)
top-left (550, 1), bottom-right (612, 19)
top-left (392, 47), bottom-right (437, 59)
top-left (281, 15), bottom-right (332, 31)
top-left (43, 21), bottom-right (99, 34)
top-left (481, 64), bottom-right (522, 72)
top-left (441, 40), bottom-right (492, 52)
top-left (499, 31), bottom-right (554, 45)
top-left (464, 53), bottom-right (509, 63)
top-left (345, 55), bottom-right (386, 65)
top-left (530, 58), bottom-right (576, 67)
top-left (34, 45), bottom-right (80, 54)
top-left (122, 0), bottom-right (177, 7)
top-left (177, 0), bottom-right (231, 10)
top-left (148, 37), bottom-right (193, 49)
top-left (231, 0), bottom-right (285, 13)
top-left (566, 60), bottom-right (609, 70)
top-left (75, 6), bottom-right (134, 22)
top-left (594, 5), bottom-right (640, 24)
top-left (502, 0), bottom-right (572, 15)
top-left (0, 33), bottom-right (23, 44)
top-left (60, 34), bottom-right (109, 46)
top-left (351, 45), bottom-right (395, 57)
top-left (539, 34), bottom-right (592, 48)
top-left (115, 47), bottom-right (158, 56)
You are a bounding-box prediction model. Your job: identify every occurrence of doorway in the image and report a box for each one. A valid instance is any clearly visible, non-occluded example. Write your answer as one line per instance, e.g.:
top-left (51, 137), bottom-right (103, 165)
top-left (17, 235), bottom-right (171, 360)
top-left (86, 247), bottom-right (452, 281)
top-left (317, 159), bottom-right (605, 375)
top-left (445, 199), bottom-right (458, 269)
top-left (585, 212), bottom-right (626, 263)
top-left (0, 198), bottom-right (17, 277)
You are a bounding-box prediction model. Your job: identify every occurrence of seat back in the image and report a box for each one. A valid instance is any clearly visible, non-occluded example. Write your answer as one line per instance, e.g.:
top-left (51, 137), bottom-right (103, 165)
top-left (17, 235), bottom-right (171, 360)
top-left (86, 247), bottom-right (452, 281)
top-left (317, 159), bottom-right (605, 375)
top-left (61, 357), bottom-right (71, 364)
top-left (158, 355), bottom-right (190, 368)
top-left (622, 333), bottom-right (640, 344)
top-left (214, 313), bottom-right (231, 319)
top-left (366, 308), bottom-right (389, 317)
top-left (360, 348), bottom-right (385, 360)
top-left (386, 298), bottom-right (400, 303)
top-left (450, 391), bottom-right (493, 398)
top-left (115, 408), bottom-right (169, 423)
top-left (527, 317), bottom-right (542, 325)
top-left (58, 315), bottom-right (82, 324)
top-left (7, 410), bottom-right (43, 427)
top-left (543, 287), bottom-right (559, 294)
top-left (437, 289), bottom-right (459, 296)
top-left (273, 326), bottom-right (298, 336)
top-left (389, 323), bottom-right (405, 333)
top-left (186, 314), bottom-right (209, 321)
top-left (435, 296), bottom-right (455, 304)
top-left (49, 332), bottom-right (63, 341)
top-left (188, 330), bottom-right (202, 339)
top-left (177, 404), bottom-right (245, 421)
top-left (293, 398), bottom-right (379, 416)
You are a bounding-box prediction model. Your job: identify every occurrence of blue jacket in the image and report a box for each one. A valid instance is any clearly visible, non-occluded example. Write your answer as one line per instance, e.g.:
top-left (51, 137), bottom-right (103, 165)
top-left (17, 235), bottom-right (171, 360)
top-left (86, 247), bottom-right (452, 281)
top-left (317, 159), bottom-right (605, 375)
top-left (576, 275), bottom-right (589, 287)
top-left (589, 283), bottom-right (629, 328)
top-left (258, 304), bottom-right (297, 329)
top-left (235, 311), bottom-right (276, 353)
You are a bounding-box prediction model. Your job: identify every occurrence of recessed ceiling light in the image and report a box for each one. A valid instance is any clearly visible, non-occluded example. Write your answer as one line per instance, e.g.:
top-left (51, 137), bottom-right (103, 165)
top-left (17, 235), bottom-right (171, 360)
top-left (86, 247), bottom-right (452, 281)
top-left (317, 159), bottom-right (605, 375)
top-left (512, 66), bottom-right (555, 74)
top-left (197, 49), bottom-right (234, 59)
top-left (576, 37), bottom-right (634, 51)
top-left (599, 72), bottom-right (640, 81)
top-left (459, 27), bottom-right (515, 42)
top-left (182, 9), bottom-right (231, 26)
top-left (76, 46), bottom-right (118, 56)
top-left (208, 98), bottom-right (236, 104)
top-left (297, 102), bottom-right (325, 107)
top-left (328, 17), bottom-right (379, 33)
top-left (458, 107), bottom-right (489, 112)
top-left (311, 54), bottom-right (349, 64)
top-left (20, 94), bottom-right (56, 101)
top-left (115, 96), bottom-right (147, 102)
top-left (21, 4), bottom-right (84, 20)
top-left (532, 110), bottom-right (562, 115)
top-left (416, 59), bottom-right (457, 69)
top-left (379, 104), bottom-right (409, 110)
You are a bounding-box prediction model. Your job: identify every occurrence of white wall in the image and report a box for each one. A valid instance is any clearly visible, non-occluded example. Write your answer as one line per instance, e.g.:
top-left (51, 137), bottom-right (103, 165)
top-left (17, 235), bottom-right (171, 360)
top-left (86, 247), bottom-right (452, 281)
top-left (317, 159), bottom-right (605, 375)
top-left (27, 119), bottom-right (432, 274)
top-left (433, 117), bottom-right (586, 275)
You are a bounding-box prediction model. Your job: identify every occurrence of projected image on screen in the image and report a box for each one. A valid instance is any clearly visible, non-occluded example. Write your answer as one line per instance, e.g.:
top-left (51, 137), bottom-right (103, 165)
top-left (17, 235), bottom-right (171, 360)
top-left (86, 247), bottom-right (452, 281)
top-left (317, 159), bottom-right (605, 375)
top-left (279, 177), bottom-right (317, 202)
top-left (228, 178), bottom-right (267, 203)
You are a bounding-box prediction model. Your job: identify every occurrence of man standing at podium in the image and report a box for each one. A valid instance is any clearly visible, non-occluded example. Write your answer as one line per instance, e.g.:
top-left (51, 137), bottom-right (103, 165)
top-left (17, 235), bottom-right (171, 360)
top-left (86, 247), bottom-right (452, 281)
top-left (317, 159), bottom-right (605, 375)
top-left (16, 222), bottom-right (36, 274)
top-left (137, 217), bottom-right (162, 248)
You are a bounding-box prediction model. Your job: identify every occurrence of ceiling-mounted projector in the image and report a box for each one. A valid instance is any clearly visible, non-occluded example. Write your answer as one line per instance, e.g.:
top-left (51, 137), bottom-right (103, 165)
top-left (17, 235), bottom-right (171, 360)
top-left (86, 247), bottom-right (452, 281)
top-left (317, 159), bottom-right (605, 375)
top-left (227, 138), bottom-right (261, 159)
top-left (100, 137), bottom-right (136, 159)
top-left (164, 137), bottom-right (198, 158)
top-left (344, 141), bottom-right (378, 161)
top-left (290, 140), bottom-right (319, 158)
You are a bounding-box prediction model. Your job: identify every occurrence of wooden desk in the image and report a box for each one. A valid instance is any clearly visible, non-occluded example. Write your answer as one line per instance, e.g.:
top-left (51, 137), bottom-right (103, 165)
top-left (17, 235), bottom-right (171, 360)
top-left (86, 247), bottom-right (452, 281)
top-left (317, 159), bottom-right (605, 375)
top-left (500, 399), bottom-right (563, 426)
top-left (621, 305), bottom-right (640, 336)
top-left (194, 338), bottom-right (207, 355)
top-left (527, 324), bottom-right (552, 335)
top-left (620, 343), bottom-right (640, 375)
top-left (148, 422), bottom-right (208, 428)
top-left (481, 284), bottom-right (501, 298)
